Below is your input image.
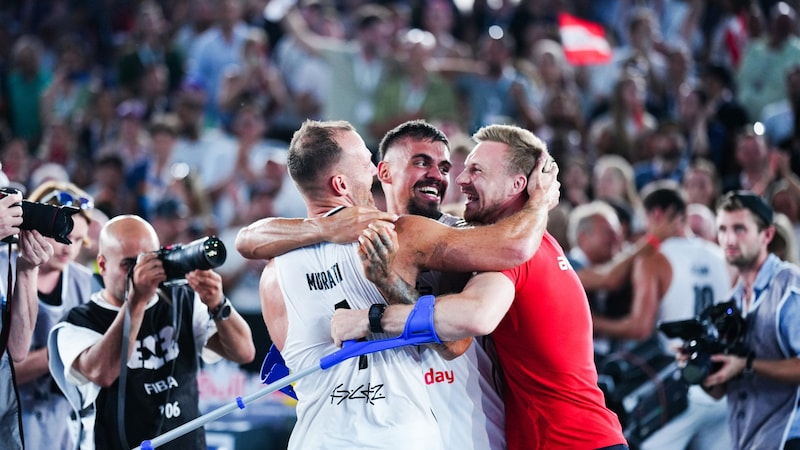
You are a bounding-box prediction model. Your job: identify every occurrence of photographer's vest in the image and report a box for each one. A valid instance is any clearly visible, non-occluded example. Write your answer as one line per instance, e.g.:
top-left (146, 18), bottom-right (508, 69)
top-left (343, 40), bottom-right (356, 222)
top-left (63, 291), bottom-right (204, 450)
top-left (728, 255), bottom-right (800, 449)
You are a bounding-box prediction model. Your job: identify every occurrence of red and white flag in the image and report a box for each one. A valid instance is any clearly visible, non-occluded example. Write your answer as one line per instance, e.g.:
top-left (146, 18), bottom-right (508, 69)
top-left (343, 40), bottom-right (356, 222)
top-left (558, 13), bottom-right (612, 66)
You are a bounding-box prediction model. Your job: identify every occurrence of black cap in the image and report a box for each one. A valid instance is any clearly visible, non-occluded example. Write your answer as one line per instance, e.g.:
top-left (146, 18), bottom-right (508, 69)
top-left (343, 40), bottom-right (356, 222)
top-left (725, 191), bottom-right (774, 225)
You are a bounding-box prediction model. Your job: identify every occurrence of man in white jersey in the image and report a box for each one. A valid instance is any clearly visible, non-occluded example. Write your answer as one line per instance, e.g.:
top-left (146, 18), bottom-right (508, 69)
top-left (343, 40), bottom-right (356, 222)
top-left (238, 120), bottom-right (504, 449)
top-left (251, 119), bottom-right (557, 449)
top-left (592, 183), bottom-right (732, 450)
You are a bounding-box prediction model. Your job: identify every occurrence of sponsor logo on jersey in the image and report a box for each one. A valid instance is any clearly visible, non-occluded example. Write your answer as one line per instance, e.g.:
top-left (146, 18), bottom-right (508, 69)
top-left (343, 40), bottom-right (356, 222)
top-left (144, 376), bottom-right (179, 394)
top-left (424, 368), bottom-right (455, 385)
top-left (329, 383), bottom-right (386, 405)
top-left (131, 325), bottom-right (179, 370)
top-left (307, 262), bottom-right (344, 291)
top-left (557, 256), bottom-right (572, 271)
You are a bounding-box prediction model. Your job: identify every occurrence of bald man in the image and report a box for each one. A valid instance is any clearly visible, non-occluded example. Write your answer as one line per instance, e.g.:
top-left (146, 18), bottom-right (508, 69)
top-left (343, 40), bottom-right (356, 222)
top-left (50, 215), bottom-right (254, 450)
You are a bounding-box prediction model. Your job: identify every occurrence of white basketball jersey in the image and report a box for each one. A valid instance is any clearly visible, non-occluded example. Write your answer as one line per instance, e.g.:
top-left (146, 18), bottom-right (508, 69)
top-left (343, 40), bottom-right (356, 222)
top-left (275, 240), bottom-right (442, 450)
top-left (658, 237), bottom-right (732, 349)
top-left (418, 212), bottom-right (505, 450)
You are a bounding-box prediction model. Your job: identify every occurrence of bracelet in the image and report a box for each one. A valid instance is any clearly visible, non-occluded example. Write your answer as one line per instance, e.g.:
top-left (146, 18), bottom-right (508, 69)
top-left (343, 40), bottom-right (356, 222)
top-left (643, 234), bottom-right (661, 251)
top-left (368, 304), bottom-right (387, 333)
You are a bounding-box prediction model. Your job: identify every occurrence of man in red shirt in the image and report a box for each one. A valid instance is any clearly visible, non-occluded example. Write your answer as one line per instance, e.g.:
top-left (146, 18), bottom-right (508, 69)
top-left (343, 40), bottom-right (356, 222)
top-left (332, 124), bottom-right (628, 449)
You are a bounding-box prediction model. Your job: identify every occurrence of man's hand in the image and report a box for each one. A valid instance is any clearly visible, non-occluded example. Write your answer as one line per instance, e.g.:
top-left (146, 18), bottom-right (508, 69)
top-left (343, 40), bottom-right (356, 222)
top-left (526, 154), bottom-right (560, 210)
top-left (186, 269), bottom-right (225, 309)
top-left (702, 353), bottom-right (746, 388)
top-left (358, 221), bottom-right (398, 287)
top-left (16, 230), bottom-right (53, 271)
top-left (131, 252), bottom-right (166, 306)
top-left (0, 192), bottom-right (23, 240)
top-left (331, 308), bottom-right (369, 347)
top-left (323, 207), bottom-right (398, 244)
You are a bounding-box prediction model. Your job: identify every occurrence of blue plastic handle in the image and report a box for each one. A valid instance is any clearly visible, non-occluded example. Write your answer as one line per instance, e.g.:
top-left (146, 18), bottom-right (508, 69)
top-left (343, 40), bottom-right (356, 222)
top-left (320, 295), bottom-right (440, 369)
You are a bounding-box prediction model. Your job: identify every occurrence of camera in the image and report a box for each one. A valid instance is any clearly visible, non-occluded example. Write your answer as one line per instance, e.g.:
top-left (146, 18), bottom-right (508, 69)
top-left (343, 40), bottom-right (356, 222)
top-left (658, 300), bottom-right (747, 385)
top-left (157, 236), bottom-right (227, 281)
top-left (0, 187), bottom-right (79, 245)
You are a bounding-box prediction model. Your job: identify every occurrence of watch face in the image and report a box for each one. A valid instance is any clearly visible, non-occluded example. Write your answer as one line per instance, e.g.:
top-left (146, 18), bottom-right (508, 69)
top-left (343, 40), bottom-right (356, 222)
top-left (220, 303), bottom-right (232, 319)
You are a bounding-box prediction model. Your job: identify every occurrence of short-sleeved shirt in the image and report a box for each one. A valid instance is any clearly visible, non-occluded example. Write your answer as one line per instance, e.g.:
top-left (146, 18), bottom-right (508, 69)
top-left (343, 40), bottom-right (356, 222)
top-left (496, 232), bottom-right (626, 449)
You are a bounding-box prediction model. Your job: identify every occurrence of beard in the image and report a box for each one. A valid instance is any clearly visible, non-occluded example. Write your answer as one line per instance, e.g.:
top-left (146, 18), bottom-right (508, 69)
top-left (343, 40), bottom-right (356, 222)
top-left (406, 198), bottom-right (441, 220)
top-left (726, 250), bottom-right (760, 270)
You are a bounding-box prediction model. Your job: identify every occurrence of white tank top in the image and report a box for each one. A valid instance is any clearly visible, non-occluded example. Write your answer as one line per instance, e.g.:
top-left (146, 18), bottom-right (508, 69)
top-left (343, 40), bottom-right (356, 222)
top-left (658, 237), bottom-right (732, 348)
top-left (275, 240), bottom-right (443, 450)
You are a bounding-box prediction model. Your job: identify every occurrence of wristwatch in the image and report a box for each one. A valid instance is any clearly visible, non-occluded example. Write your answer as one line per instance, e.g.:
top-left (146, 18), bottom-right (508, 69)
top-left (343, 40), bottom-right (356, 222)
top-left (209, 297), bottom-right (232, 321)
top-left (368, 303), bottom-right (387, 333)
top-left (744, 351), bottom-right (756, 374)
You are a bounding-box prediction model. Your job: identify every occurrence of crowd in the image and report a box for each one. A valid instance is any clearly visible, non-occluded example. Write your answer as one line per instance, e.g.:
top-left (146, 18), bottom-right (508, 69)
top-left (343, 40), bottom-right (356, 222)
top-left (1, 0), bottom-right (800, 449)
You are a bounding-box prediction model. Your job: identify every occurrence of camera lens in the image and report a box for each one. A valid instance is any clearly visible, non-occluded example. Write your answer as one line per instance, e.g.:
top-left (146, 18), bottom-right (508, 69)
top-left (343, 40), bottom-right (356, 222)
top-left (158, 236), bottom-right (227, 281)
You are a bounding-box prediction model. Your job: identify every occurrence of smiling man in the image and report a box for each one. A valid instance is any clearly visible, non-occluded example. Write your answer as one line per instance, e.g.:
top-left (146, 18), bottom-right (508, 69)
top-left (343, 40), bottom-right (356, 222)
top-left (236, 120), bottom-right (509, 449)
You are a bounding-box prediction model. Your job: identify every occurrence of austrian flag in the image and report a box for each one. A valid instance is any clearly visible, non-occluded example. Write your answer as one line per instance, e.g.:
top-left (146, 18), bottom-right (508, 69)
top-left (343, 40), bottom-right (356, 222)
top-left (558, 13), bottom-right (612, 65)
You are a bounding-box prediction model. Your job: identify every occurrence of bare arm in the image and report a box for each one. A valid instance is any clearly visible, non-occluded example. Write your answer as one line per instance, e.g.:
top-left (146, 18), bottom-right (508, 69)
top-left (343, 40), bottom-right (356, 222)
top-left (8, 231), bottom-right (53, 362)
top-left (578, 239), bottom-right (654, 291)
top-left (235, 207), bottom-right (398, 260)
top-left (356, 228), bottom-right (472, 359)
top-left (331, 272), bottom-right (515, 345)
top-left (260, 260), bottom-right (287, 352)
top-left (186, 269), bottom-right (255, 364)
top-left (592, 252), bottom-right (670, 340)
top-left (397, 156), bottom-right (559, 274)
top-left (14, 347), bottom-right (48, 385)
top-left (578, 214), bottom-right (680, 291)
top-left (282, 7), bottom-right (335, 56)
top-left (73, 253), bottom-right (162, 387)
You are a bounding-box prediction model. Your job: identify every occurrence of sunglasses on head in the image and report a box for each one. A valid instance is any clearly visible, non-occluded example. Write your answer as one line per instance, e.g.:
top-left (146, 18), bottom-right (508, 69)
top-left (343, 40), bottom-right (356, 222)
top-left (40, 190), bottom-right (94, 211)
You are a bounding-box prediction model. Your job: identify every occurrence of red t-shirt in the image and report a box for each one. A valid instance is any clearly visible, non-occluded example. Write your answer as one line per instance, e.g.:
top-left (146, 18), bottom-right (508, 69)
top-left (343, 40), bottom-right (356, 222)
top-left (497, 232), bottom-right (626, 450)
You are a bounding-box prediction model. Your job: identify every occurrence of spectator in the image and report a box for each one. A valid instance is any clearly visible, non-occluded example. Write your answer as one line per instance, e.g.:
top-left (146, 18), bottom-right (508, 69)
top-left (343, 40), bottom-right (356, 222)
top-left (736, 2), bottom-right (800, 122)
top-left (116, 1), bottom-right (184, 97)
top-left (699, 62), bottom-right (750, 177)
top-left (370, 29), bottom-right (459, 139)
top-left (96, 99), bottom-right (151, 171)
top-left (769, 212), bottom-right (800, 264)
top-left (687, 202), bottom-right (719, 243)
top-left (682, 158), bottom-right (721, 209)
top-left (282, 3), bottom-right (394, 153)
top-left (634, 124), bottom-right (690, 190)
top-left (589, 71), bottom-right (657, 163)
top-left (39, 34), bottom-right (93, 128)
top-left (185, 0), bottom-right (255, 126)
top-left (6, 35), bottom-right (50, 148)
top-left (217, 28), bottom-right (288, 130)
top-left (270, 0), bottom-right (337, 142)
top-left (453, 27), bottom-right (542, 134)
top-left (593, 154), bottom-right (646, 237)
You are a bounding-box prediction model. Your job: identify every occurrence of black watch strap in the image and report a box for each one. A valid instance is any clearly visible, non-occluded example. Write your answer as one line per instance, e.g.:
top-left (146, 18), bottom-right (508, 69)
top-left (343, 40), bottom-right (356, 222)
top-left (745, 351), bottom-right (756, 373)
top-left (210, 297), bottom-right (232, 321)
top-left (368, 303), bottom-right (387, 333)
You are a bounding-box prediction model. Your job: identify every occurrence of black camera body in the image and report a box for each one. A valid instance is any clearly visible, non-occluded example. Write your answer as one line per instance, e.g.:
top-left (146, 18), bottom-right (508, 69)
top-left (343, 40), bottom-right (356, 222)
top-left (0, 187), bottom-right (79, 245)
top-left (658, 300), bottom-right (747, 385)
top-left (157, 236), bottom-right (227, 281)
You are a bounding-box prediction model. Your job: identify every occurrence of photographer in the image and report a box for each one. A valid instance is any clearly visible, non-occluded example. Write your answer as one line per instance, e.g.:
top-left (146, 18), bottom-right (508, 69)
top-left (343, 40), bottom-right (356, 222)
top-left (0, 189), bottom-right (54, 449)
top-left (702, 191), bottom-right (800, 450)
top-left (50, 215), bottom-right (254, 450)
top-left (9, 181), bottom-right (98, 450)
top-left (591, 184), bottom-right (733, 449)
